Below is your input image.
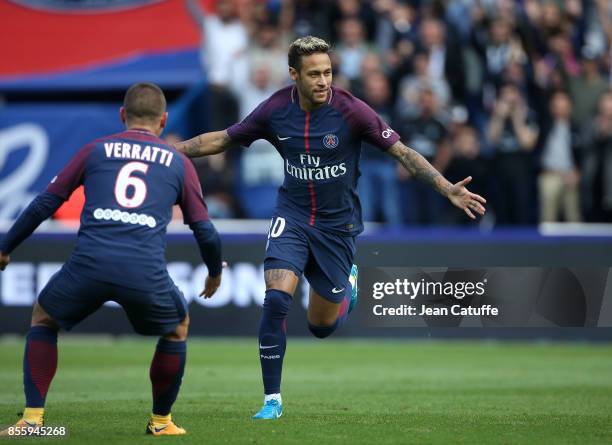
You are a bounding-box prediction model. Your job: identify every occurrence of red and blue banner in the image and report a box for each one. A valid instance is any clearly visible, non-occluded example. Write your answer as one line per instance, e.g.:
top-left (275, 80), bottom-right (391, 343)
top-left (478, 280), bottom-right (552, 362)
top-left (0, 0), bottom-right (217, 89)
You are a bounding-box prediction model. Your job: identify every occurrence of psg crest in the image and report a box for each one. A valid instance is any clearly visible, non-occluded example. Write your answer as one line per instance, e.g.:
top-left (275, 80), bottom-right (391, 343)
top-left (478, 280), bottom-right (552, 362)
top-left (322, 133), bottom-right (339, 149)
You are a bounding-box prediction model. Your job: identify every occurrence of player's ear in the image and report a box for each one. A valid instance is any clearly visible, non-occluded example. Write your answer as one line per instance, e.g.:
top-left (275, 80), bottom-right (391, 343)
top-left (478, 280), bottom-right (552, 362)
top-left (119, 107), bottom-right (127, 125)
top-left (160, 112), bottom-right (168, 129)
top-left (289, 66), bottom-right (298, 82)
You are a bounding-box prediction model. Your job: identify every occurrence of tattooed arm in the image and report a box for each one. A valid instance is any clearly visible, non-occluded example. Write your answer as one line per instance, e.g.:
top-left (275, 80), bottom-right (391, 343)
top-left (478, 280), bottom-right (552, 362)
top-left (173, 130), bottom-right (239, 157)
top-left (388, 141), bottom-right (452, 197)
top-left (387, 141), bottom-right (487, 219)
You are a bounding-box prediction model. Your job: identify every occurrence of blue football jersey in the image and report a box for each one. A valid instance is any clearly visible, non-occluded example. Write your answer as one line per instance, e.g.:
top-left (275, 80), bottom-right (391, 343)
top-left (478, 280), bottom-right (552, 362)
top-left (227, 85), bottom-right (400, 235)
top-left (47, 129), bottom-right (209, 290)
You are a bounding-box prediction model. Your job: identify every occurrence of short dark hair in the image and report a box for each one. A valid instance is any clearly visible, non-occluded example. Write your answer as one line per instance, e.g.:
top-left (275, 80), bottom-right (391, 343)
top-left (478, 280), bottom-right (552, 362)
top-left (288, 36), bottom-right (331, 71)
top-left (123, 82), bottom-right (166, 123)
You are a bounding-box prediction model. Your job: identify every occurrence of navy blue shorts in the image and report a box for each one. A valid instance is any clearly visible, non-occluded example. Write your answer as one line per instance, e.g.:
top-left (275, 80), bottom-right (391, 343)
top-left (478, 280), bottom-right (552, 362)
top-left (264, 216), bottom-right (356, 303)
top-left (38, 265), bottom-right (188, 336)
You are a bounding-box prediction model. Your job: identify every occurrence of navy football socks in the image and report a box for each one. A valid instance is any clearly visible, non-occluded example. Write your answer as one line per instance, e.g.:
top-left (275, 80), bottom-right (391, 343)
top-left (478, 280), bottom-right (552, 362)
top-left (23, 326), bottom-right (58, 408)
top-left (150, 339), bottom-right (186, 416)
top-left (307, 319), bottom-right (340, 338)
top-left (258, 289), bottom-right (292, 395)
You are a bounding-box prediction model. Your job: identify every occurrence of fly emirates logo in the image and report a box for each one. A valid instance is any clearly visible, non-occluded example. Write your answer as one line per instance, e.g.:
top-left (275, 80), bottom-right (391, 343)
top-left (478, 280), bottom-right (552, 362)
top-left (285, 154), bottom-right (347, 181)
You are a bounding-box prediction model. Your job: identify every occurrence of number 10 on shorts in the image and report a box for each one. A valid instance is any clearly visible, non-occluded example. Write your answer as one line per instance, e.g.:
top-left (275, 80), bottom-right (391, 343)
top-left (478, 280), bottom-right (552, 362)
top-left (266, 217), bottom-right (286, 250)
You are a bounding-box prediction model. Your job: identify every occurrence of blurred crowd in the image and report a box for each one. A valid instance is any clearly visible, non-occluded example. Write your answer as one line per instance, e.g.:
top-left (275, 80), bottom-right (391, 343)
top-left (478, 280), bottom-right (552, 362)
top-left (179, 0), bottom-right (612, 226)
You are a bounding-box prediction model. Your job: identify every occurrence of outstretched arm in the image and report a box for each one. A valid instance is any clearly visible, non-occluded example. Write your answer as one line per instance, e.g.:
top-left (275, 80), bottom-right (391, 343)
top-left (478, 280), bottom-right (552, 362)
top-left (1, 143), bottom-right (92, 269)
top-left (190, 220), bottom-right (223, 298)
top-left (173, 130), bottom-right (239, 158)
top-left (387, 141), bottom-right (487, 219)
top-left (178, 155), bottom-right (223, 297)
top-left (0, 192), bottom-right (65, 269)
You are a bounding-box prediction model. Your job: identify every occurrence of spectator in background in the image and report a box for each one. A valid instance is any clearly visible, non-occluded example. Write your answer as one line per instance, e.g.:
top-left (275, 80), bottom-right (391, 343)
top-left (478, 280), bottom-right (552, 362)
top-left (291, 0), bottom-right (334, 40)
top-left (333, 18), bottom-right (372, 83)
top-left (582, 91), bottom-right (612, 222)
top-left (443, 125), bottom-right (490, 225)
top-left (350, 51), bottom-right (385, 98)
top-left (231, 8), bottom-right (294, 93)
top-left (583, 0), bottom-right (611, 57)
top-left (538, 91), bottom-right (582, 223)
top-left (569, 48), bottom-right (609, 130)
top-left (329, 0), bottom-right (378, 42)
top-left (185, 0), bottom-right (247, 130)
top-left (472, 17), bottom-right (527, 88)
top-left (501, 61), bottom-right (533, 100)
top-left (445, 0), bottom-right (477, 43)
top-left (523, 0), bottom-right (569, 53)
top-left (236, 64), bottom-right (279, 122)
top-left (232, 22), bottom-right (290, 92)
top-left (167, 0), bottom-right (611, 227)
top-left (496, 61), bottom-right (543, 125)
top-left (488, 83), bottom-right (539, 225)
top-left (186, 0), bottom-right (249, 89)
top-left (542, 30), bottom-right (581, 79)
top-left (358, 71), bottom-right (401, 225)
top-left (382, 1), bottom-right (419, 94)
top-left (374, 1), bottom-right (417, 66)
top-left (395, 87), bottom-right (450, 225)
top-left (417, 17), bottom-right (466, 104)
top-left (395, 51), bottom-right (451, 119)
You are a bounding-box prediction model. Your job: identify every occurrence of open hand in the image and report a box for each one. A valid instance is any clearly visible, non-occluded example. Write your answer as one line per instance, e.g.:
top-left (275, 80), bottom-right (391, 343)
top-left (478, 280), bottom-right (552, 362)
top-left (200, 274), bottom-right (221, 299)
top-left (199, 261), bottom-right (228, 298)
top-left (447, 176), bottom-right (487, 219)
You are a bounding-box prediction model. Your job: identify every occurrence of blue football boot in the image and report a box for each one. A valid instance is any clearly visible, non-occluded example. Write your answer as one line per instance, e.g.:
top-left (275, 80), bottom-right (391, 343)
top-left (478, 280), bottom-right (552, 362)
top-left (252, 399), bottom-right (283, 420)
top-left (348, 264), bottom-right (359, 313)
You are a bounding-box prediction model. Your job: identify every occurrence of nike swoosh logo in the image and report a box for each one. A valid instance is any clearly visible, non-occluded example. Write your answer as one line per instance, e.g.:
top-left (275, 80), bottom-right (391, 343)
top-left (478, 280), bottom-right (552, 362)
top-left (23, 420), bottom-right (38, 427)
top-left (276, 135), bottom-right (291, 141)
top-left (154, 426), bottom-right (168, 433)
top-left (331, 287), bottom-right (345, 294)
top-left (259, 344), bottom-right (279, 349)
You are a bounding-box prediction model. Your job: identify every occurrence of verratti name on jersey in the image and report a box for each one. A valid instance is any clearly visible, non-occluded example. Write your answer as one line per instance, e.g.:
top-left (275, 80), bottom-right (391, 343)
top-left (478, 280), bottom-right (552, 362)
top-left (103, 141), bottom-right (174, 167)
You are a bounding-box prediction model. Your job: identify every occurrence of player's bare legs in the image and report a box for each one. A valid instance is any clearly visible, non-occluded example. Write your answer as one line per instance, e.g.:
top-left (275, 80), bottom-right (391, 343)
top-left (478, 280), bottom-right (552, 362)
top-left (0, 303), bottom-right (59, 436)
top-left (253, 269), bottom-right (298, 419)
top-left (265, 268), bottom-right (299, 294)
top-left (162, 314), bottom-right (189, 342)
top-left (31, 302), bottom-right (60, 330)
top-left (146, 315), bottom-right (189, 436)
top-left (307, 264), bottom-right (358, 339)
top-left (307, 291), bottom-right (342, 327)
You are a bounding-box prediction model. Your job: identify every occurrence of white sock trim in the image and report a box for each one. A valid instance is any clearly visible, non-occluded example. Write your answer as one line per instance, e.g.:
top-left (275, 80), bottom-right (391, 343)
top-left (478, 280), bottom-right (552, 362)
top-left (264, 393), bottom-right (282, 404)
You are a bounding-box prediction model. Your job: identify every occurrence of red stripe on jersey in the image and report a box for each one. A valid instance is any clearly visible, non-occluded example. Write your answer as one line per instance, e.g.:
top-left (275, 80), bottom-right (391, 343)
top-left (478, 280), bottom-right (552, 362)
top-left (307, 184), bottom-right (316, 226)
top-left (304, 112), bottom-right (316, 226)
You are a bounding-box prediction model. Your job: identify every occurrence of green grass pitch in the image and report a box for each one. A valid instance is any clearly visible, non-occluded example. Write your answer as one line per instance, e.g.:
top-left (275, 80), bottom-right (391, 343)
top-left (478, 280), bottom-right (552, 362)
top-left (0, 337), bottom-right (611, 444)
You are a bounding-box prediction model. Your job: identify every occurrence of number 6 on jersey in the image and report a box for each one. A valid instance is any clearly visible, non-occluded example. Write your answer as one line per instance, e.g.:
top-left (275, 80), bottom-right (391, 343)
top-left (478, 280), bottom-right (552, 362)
top-left (114, 161), bottom-right (149, 208)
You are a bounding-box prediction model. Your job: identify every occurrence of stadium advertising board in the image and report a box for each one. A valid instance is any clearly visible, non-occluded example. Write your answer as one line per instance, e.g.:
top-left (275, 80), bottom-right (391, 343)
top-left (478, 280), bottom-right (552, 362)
top-left (1, 233), bottom-right (611, 339)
